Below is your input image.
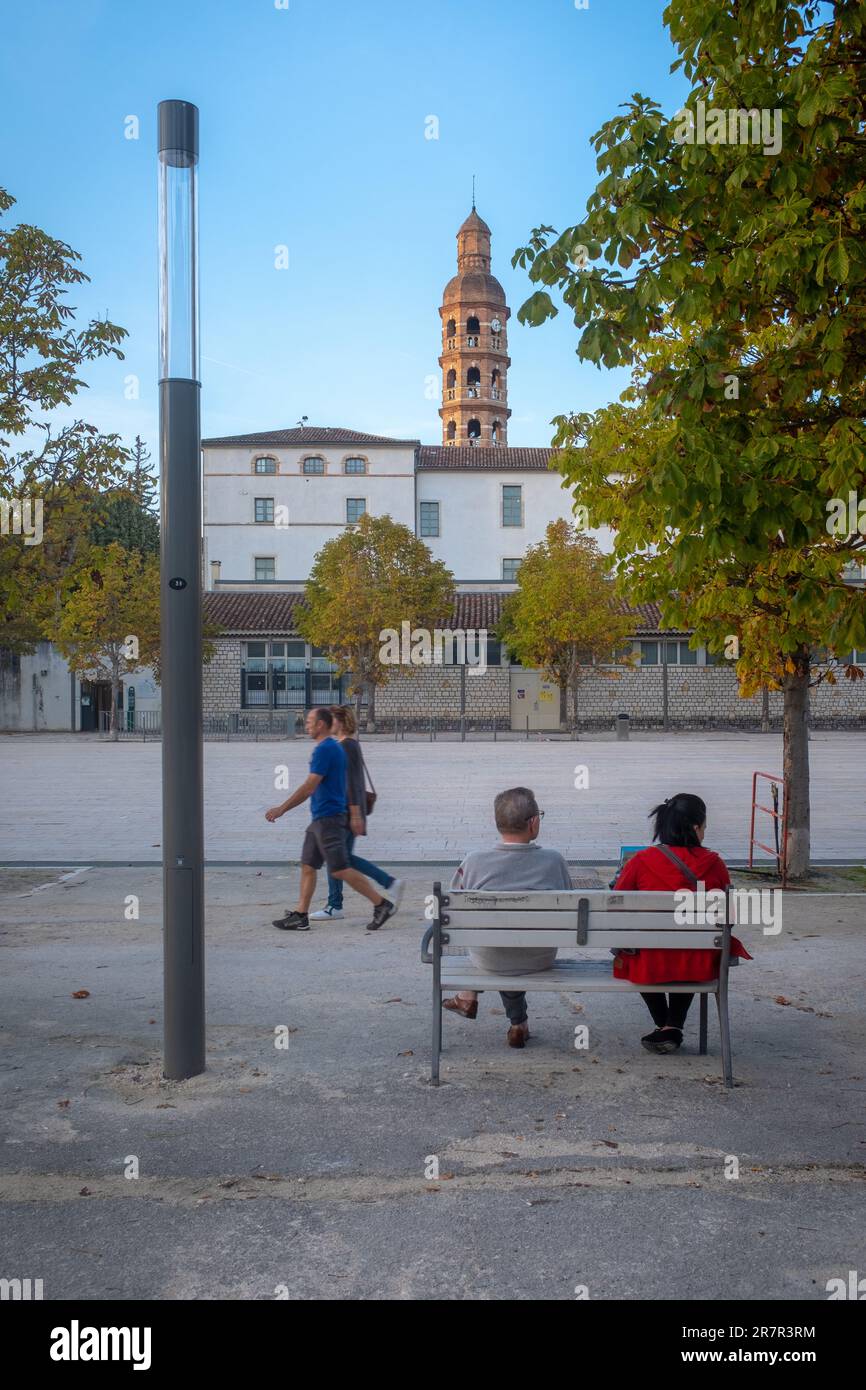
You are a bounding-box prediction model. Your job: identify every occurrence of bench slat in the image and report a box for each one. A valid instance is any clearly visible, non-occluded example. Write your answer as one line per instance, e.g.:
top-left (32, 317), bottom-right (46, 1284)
top-left (447, 890), bottom-right (719, 912)
top-left (439, 959), bottom-right (719, 993)
top-left (443, 909), bottom-right (729, 933)
top-left (443, 929), bottom-right (724, 950)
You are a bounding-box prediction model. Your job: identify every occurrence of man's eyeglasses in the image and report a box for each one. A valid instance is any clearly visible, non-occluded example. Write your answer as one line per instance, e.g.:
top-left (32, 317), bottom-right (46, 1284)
top-left (527, 810), bottom-right (544, 823)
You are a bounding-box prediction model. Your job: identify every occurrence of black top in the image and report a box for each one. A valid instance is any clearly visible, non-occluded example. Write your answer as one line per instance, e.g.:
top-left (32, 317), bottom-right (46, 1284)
top-left (341, 737), bottom-right (367, 833)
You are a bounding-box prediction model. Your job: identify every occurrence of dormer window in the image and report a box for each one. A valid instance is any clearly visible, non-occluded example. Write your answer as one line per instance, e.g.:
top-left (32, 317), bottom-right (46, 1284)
top-left (344, 456), bottom-right (367, 475)
top-left (254, 456), bottom-right (277, 474)
top-left (302, 456), bottom-right (325, 474)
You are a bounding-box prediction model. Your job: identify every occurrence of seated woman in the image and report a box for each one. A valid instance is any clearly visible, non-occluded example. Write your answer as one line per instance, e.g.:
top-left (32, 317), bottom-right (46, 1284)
top-left (614, 792), bottom-right (751, 1054)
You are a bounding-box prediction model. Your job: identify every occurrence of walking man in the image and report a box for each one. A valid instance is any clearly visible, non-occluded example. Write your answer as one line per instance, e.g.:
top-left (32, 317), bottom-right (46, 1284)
top-left (266, 707), bottom-right (396, 932)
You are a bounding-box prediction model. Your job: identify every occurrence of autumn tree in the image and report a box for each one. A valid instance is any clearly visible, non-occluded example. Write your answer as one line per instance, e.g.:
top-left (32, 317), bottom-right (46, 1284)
top-left (92, 437), bottom-right (160, 557)
top-left (514, 0), bottom-right (866, 876)
top-left (0, 185), bottom-right (130, 650)
top-left (296, 512), bottom-right (455, 730)
top-left (498, 520), bottom-right (635, 735)
top-left (55, 543), bottom-right (160, 741)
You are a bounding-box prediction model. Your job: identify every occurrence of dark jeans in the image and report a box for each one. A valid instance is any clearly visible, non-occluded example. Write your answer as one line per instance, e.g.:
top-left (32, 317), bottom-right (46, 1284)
top-left (641, 991), bottom-right (694, 1030)
top-left (327, 832), bottom-right (393, 909)
top-left (500, 990), bottom-right (528, 1025)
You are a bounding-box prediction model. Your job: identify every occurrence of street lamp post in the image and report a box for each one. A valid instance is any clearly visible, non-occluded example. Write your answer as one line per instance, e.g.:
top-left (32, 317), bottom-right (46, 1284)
top-left (158, 99), bottom-right (204, 1079)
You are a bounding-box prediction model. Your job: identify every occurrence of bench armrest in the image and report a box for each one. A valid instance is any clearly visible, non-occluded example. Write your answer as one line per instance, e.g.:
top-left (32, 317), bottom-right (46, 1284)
top-left (421, 924), bottom-right (433, 964)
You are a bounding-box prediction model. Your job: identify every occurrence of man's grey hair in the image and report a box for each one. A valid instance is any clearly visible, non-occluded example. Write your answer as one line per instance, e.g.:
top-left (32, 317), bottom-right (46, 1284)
top-left (494, 786), bottom-right (539, 833)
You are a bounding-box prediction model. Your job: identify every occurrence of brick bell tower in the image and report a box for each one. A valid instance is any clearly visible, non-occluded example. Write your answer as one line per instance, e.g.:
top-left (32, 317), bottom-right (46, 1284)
top-left (438, 205), bottom-right (511, 446)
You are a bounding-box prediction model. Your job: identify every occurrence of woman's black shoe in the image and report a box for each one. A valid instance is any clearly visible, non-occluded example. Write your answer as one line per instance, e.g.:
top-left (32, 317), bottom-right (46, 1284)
top-left (655, 1027), bottom-right (683, 1053)
top-left (641, 1028), bottom-right (666, 1052)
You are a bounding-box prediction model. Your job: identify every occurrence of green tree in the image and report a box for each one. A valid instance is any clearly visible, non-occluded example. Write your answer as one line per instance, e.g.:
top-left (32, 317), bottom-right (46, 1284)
top-left (498, 521), bottom-right (635, 735)
top-left (0, 185), bottom-right (130, 650)
top-left (55, 543), bottom-right (160, 741)
top-left (296, 512), bottom-right (455, 730)
top-left (513, 0), bottom-right (866, 877)
top-left (92, 438), bottom-right (160, 556)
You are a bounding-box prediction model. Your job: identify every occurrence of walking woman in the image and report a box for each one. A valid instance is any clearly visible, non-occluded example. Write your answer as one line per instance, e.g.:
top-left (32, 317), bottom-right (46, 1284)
top-left (613, 793), bottom-right (751, 1053)
top-left (309, 705), bottom-right (404, 921)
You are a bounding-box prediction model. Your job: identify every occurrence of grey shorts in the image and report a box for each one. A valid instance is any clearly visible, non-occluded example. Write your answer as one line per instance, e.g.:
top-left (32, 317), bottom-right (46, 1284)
top-left (301, 815), bottom-right (349, 873)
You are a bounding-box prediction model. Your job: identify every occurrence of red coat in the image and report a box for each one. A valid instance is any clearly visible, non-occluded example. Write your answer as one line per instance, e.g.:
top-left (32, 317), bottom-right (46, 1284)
top-left (613, 844), bottom-right (752, 984)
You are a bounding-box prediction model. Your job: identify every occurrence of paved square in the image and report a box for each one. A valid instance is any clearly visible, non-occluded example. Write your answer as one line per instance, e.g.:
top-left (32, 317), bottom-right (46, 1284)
top-left (0, 731), bottom-right (863, 863)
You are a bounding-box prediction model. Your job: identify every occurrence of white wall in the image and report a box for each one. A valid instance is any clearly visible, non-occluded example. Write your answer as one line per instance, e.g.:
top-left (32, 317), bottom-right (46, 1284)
top-left (0, 642), bottom-right (75, 731)
top-left (204, 443), bottom-right (416, 584)
top-left (416, 470), bottom-right (614, 582)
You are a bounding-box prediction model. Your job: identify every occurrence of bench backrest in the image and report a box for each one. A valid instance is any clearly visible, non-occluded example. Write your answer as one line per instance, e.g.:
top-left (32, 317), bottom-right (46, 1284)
top-left (437, 888), bottom-right (731, 951)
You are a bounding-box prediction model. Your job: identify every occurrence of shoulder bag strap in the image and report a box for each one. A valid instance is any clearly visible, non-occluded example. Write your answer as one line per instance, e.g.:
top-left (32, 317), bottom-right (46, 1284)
top-left (655, 843), bottom-right (701, 888)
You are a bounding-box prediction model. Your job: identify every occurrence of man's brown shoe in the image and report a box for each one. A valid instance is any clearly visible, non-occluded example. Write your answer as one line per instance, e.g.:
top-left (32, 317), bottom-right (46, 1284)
top-left (507, 1021), bottom-right (530, 1048)
top-left (443, 996), bottom-right (478, 1019)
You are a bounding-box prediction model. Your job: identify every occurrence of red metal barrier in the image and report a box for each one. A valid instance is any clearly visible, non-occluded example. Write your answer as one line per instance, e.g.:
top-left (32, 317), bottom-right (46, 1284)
top-left (748, 771), bottom-right (788, 887)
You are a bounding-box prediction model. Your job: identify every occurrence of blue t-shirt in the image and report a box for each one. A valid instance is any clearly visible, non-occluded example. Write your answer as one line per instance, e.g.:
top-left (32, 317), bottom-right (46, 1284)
top-left (309, 737), bottom-right (347, 820)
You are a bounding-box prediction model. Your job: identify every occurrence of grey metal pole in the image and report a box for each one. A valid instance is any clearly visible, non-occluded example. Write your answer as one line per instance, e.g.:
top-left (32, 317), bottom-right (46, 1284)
top-left (158, 99), bottom-right (204, 1080)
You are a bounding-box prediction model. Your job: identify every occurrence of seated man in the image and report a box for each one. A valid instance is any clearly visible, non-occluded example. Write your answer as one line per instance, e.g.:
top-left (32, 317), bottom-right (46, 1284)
top-left (444, 786), bottom-right (573, 1048)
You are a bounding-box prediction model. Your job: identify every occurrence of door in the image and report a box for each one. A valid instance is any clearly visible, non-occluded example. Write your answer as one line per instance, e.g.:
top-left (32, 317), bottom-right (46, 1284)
top-left (510, 670), bottom-right (560, 731)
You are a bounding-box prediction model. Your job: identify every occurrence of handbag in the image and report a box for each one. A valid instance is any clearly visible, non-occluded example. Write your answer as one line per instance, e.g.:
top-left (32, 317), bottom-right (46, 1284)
top-left (359, 748), bottom-right (377, 817)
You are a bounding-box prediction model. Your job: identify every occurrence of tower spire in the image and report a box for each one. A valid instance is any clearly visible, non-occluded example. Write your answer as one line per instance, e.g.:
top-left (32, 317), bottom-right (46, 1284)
top-left (437, 208), bottom-right (511, 448)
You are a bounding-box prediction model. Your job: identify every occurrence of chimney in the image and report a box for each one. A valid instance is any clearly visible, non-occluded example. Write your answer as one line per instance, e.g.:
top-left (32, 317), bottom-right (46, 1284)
top-left (210, 560), bottom-right (221, 590)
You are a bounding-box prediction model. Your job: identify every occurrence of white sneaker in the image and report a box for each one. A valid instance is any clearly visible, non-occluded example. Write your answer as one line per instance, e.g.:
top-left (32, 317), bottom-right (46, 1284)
top-left (386, 878), bottom-right (406, 909)
top-left (309, 906), bottom-right (344, 920)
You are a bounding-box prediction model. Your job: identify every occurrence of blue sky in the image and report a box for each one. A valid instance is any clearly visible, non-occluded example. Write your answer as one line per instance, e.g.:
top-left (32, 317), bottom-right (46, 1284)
top-left (1, 0), bottom-right (688, 457)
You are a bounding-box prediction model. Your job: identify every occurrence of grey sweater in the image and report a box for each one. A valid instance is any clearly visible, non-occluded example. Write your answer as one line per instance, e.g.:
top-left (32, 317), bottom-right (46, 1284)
top-left (451, 842), bottom-right (573, 975)
top-left (341, 738), bottom-right (367, 833)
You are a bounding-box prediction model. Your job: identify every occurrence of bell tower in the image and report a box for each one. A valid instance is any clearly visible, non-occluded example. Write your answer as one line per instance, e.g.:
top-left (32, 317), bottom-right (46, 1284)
top-left (438, 206), bottom-right (511, 447)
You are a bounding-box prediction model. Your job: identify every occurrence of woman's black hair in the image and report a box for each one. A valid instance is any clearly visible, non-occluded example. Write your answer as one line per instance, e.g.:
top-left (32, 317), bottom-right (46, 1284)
top-left (649, 792), bottom-right (707, 848)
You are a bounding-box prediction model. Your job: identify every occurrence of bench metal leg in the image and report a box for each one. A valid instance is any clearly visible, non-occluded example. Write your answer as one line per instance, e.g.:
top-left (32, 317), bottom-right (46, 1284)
top-left (431, 903), bottom-right (442, 1086)
top-left (699, 993), bottom-right (708, 1055)
top-left (715, 990), bottom-right (734, 1088)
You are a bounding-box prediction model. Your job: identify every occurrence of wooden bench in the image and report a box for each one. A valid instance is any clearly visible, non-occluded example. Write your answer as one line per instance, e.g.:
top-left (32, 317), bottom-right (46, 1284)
top-left (421, 883), bottom-right (736, 1088)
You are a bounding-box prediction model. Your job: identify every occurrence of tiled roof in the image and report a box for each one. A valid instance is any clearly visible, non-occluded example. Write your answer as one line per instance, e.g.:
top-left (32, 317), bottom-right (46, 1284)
top-left (203, 591), bottom-right (304, 633)
top-left (417, 446), bottom-right (560, 470)
top-left (202, 426), bottom-right (419, 447)
top-left (203, 590), bottom-right (687, 635)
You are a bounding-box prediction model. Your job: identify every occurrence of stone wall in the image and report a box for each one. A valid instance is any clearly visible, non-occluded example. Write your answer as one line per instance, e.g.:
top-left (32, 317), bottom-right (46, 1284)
top-left (203, 639), bottom-right (242, 716)
top-left (376, 666), bottom-right (510, 723)
top-left (201, 639), bottom-right (866, 729)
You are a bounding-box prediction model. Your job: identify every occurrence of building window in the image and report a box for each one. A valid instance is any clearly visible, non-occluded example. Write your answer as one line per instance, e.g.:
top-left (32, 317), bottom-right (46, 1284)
top-left (420, 501), bottom-right (440, 538)
top-left (502, 558), bottom-right (521, 582)
top-left (302, 456), bottom-right (325, 474)
top-left (242, 640), bottom-right (308, 709)
top-left (254, 456), bottom-right (276, 474)
top-left (491, 420), bottom-right (501, 445)
top-left (445, 318), bottom-right (456, 339)
top-left (467, 418), bottom-right (481, 446)
top-left (466, 366), bottom-right (481, 399)
top-left (446, 420), bottom-right (456, 443)
top-left (346, 498), bottom-right (366, 524)
top-left (255, 557), bottom-right (276, 582)
top-left (446, 368), bottom-right (456, 401)
top-left (466, 317), bottom-right (480, 348)
top-left (254, 498), bottom-right (274, 523)
top-left (502, 484), bottom-right (522, 526)
top-left (638, 639), bottom-right (697, 665)
top-left (344, 456), bottom-right (366, 475)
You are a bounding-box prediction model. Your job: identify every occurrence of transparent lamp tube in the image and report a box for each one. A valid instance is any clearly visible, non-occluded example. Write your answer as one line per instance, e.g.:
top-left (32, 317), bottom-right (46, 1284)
top-left (158, 102), bottom-right (199, 381)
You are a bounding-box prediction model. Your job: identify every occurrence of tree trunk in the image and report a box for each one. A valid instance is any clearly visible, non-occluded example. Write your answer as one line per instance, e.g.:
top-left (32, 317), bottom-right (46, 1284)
top-left (559, 681), bottom-right (568, 731)
top-left (366, 680), bottom-right (376, 733)
top-left (571, 680), bottom-right (580, 740)
top-left (782, 663), bottom-right (810, 880)
top-left (761, 684), bottom-right (770, 733)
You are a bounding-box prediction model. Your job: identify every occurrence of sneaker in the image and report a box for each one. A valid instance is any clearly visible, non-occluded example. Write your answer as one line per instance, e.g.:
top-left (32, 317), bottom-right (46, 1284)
top-left (309, 906), bottom-right (344, 920)
top-left (385, 878), bottom-right (405, 909)
top-left (365, 898), bottom-right (396, 931)
top-left (273, 910), bottom-right (310, 931)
